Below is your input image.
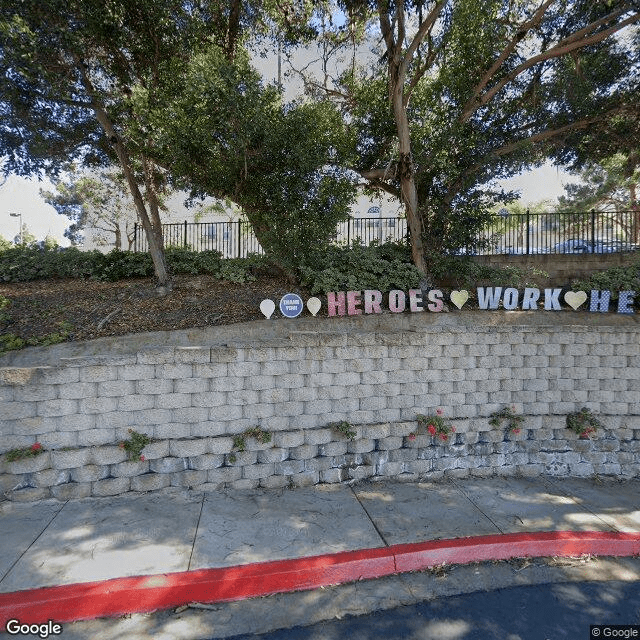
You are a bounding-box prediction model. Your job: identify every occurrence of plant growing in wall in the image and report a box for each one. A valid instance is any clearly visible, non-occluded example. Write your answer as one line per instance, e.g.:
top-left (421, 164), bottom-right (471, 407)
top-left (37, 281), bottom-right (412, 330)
top-left (229, 427), bottom-right (272, 463)
top-left (416, 410), bottom-right (455, 443)
top-left (489, 405), bottom-right (524, 435)
top-left (119, 429), bottom-right (152, 461)
top-left (330, 421), bottom-right (356, 441)
top-left (566, 408), bottom-right (601, 439)
top-left (4, 442), bottom-right (44, 462)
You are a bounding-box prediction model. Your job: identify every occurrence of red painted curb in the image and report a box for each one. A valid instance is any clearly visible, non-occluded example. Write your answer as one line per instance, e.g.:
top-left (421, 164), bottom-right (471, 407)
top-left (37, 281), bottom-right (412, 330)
top-left (1, 531), bottom-right (639, 626)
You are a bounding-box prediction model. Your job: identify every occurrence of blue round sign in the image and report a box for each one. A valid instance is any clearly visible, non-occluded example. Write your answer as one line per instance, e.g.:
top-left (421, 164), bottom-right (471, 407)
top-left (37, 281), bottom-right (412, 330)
top-left (279, 293), bottom-right (303, 318)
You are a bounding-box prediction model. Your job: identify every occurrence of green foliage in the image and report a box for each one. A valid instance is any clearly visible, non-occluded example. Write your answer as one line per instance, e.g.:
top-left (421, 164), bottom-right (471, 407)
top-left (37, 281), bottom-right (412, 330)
top-left (5, 441), bottom-right (44, 462)
top-left (119, 429), bottom-right (152, 461)
top-left (330, 421), bottom-right (356, 441)
top-left (566, 408), bottom-right (602, 439)
top-left (572, 257), bottom-right (640, 302)
top-left (489, 406), bottom-right (525, 435)
top-left (0, 246), bottom-right (231, 282)
top-left (299, 241), bottom-right (422, 295)
top-left (416, 411), bottom-right (456, 443)
top-left (0, 321), bottom-right (74, 354)
top-left (131, 44), bottom-right (358, 274)
top-left (0, 235), bottom-right (12, 252)
top-left (231, 427), bottom-right (271, 455)
top-left (428, 254), bottom-right (548, 289)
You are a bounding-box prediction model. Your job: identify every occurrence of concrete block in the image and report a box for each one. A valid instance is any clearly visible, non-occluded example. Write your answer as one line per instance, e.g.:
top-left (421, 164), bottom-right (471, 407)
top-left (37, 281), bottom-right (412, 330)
top-left (227, 451), bottom-right (257, 466)
top-left (149, 457), bottom-right (188, 473)
top-left (289, 444), bottom-right (318, 460)
top-left (257, 388), bottom-right (288, 404)
top-left (118, 395), bottom-right (156, 411)
top-left (275, 459), bottom-right (306, 475)
top-left (194, 363), bottom-right (228, 379)
top-left (117, 364), bottom-right (156, 380)
top-left (318, 441), bottom-right (348, 457)
top-left (210, 347), bottom-right (239, 363)
top-left (51, 449), bottom-right (91, 469)
top-left (171, 407), bottom-right (210, 423)
top-left (230, 478), bottom-right (260, 490)
top-left (170, 439), bottom-right (209, 457)
top-left (259, 475), bottom-right (291, 489)
top-left (206, 437), bottom-right (234, 454)
top-left (111, 460), bottom-right (150, 477)
top-left (274, 374), bottom-right (305, 389)
top-left (51, 482), bottom-right (92, 501)
top-left (80, 397), bottom-right (118, 414)
top-left (242, 463), bottom-right (275, 479)
top-left (130, 473), bottom-right (172, 492)
top-left (97, 380), bottom-right (136, 397)
top-left (32, 468), bottom-right (69, 487)
top-left (348, 465), bottom-right (374, 481)
top-left (92, 477), bottom-right (131, 496)
top-left (38, 367), bottom-right (80, 385)
top-left (153, 423), bottom-right (191, 439)
top-left (377, 436), bottom-right (403, 451)
top-left (307, 373), bottom-right (333, 387)
top-left (155, 393), bottom-right (192, 409)
top-left (80, 365), bottom-right (118, 382)
top-left (174, 378), bottom-right (209, 394)
top-left (171, 470), bottom-right (208, 487)
top-left (70, 465), bottom-right (110, 483)
top-left (135, 378), bottom-right (173, 395)
top-left (6, 452), bottom-right (51, 475)
top-left (14, 385), bottom-right (56, 402)
top-left (174, 347), bottom-right (211, 363)
top-left (273, 431), bottom-right (305, 448)
top-left (136, 348), bottom-right (176, 364)
top-left (347, 439), bottom-right (375, 453)
top-left (207, 466), bottom-right (242, 484)
top-left (129, 408), bottom-right (173, 426)
top-left (0, 401), bottom-right (36, 420)
top-left (305, 457), bottom-right (333, 472)
top-left (360, 397), bottom-right (387, 411)
top-left (320, 468), bottom-right (345, 483)
top-left (38, 432), bottom-right (79, 450)
top-left (257, 448), bottom-right (288, 463)
top-left (304, 428), bottom-right (333, 445)
top-left (91, 446), bottom-right (128, 465)
top-left (290, 471), bottom-right (319, 487)
top-left (210, 377), bottom-right (245, 392)
top-left (290, 360), bottom-right (320, 375)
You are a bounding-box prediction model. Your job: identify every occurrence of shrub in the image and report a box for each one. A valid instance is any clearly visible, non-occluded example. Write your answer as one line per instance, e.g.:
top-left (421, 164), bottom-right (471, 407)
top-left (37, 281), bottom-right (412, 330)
top-left (299, 241), bottom-right (423, 295)
top-left (572, 257), bottom-right (640, 301)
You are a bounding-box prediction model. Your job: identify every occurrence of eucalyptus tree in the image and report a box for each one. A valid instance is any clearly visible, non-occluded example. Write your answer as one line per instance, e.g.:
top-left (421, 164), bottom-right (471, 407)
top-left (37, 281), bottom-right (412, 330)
top-left (0, 0), bottom-right (315, 285)
top-left (312, 0), bottom-right (640, 276)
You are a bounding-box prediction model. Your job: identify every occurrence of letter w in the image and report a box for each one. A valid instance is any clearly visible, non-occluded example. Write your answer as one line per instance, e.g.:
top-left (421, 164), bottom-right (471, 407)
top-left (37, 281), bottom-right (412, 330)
top-left (476, 287), bottom-right (502, 310)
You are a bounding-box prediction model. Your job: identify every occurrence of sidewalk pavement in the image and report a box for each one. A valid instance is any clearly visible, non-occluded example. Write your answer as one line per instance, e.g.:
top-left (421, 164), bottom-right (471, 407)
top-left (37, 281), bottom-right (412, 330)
top-left (2, 476), bottom-right (640, 635)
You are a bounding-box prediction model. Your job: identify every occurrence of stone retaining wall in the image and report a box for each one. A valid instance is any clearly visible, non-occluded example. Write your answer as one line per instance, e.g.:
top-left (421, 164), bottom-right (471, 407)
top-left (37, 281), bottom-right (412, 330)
top-left (1, 312), bottom-right (639, 501)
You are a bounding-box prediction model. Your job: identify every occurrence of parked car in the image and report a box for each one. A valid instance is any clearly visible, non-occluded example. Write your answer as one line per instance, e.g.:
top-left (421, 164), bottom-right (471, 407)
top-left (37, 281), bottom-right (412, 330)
top-left (553, 239), bottom-right (592, 254)
top-left (554, 239), bottom-right (634, 254)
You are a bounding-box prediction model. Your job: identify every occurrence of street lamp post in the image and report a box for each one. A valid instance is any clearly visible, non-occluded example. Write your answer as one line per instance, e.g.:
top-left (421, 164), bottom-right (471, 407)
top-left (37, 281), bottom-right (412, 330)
top-left (9, 212), bottom-right (22, 245)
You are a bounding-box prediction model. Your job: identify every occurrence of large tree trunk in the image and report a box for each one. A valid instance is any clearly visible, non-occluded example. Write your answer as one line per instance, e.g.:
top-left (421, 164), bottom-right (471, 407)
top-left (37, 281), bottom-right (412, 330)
top-left (142, 156), bottom-right (166, 252)
top-left (77, 61), bottom-right (170, 287)
top-left (390, 63), bottom-right (428, 278)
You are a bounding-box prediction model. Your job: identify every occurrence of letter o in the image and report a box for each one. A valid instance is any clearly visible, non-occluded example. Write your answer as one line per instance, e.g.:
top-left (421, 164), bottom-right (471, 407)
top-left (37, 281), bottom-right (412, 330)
top-left (388, 290), bottom-right (406, 313)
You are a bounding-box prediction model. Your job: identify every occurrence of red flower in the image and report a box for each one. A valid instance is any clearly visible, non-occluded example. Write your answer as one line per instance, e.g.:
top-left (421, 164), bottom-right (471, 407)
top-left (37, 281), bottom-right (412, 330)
top-left (512, 428), bottom-right (521, 434)
top-left (31, 442), bottom-right (42, 451)
top-left (140, 455), bottom-right (145, 461)
top-left (439, 433), bottom-right (448, 441)
top-left (428, 425), bottom-right (436, 435)
top-left (451, 426), bottom-right (456, 433)
top-left (436, 408), bottom-right (443, 416)
top-left (408, 433), bottom-right (416, 441)
top-left (119, 442), bottom-right (125, 448)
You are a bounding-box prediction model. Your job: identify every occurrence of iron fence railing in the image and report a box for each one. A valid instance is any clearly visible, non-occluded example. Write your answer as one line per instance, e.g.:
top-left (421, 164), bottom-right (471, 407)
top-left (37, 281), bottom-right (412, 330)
top-left (476, 209), bottom-right (640, 255)
top-left (133, 217), bottom-right (408, 257)
top-left (133, 210), bottom-right (640, 257)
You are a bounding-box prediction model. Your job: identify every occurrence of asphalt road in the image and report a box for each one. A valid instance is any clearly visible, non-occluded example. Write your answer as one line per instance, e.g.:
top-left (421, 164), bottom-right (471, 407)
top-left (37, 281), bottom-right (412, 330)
top-left (224, 580), bottom-right (640, 640)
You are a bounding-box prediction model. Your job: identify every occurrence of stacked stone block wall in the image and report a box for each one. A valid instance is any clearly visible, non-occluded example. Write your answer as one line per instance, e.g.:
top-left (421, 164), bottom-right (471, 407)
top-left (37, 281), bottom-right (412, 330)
top-left (1, 315), bottom-right (639, 501)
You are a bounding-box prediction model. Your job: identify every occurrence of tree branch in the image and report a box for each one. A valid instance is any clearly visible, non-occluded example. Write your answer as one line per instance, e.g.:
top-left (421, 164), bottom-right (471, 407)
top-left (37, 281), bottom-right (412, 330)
top-left (460, 8), bottom-right (640, 122)
top-left (463, 0), bottom-right (555, 116)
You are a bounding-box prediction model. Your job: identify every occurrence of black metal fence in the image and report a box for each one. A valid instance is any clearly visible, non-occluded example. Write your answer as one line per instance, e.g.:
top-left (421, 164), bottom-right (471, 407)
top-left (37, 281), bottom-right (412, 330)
top-left (133, 217), bottom-right (408, 257)
top-left (479, 209), bottom-right (640, 255)
top-left (133, 209), bottom-right (640, 257)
